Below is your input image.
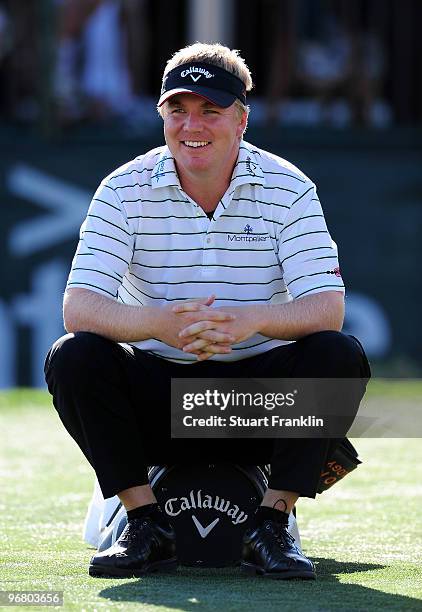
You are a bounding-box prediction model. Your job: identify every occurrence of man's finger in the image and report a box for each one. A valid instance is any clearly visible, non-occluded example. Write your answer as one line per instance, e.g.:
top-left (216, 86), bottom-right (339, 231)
top-left (172, 303), bottom-right (208, 313)
top-left (172, 295), bottom-right (215, 313)
top-left (179, 320), bottom-right (234, 339)
top-left (204, 294), bottom-right (216, 306)
top-left (198, 331), bottom-right (235, 344)
top-left (196, 352), bottom-right (214, 361)
top-left (172, 303), bottom-right (210, 313)
top-left (183, 339), bottom-right (232, 353)
top-left (195, 329), bottom-right (235, 344)
top-left (179, 320), bottom-right (215, 337)
top-left (196, 343), bottom-right (232, 359)
top-left (178, 312), bottom-right (235, 334)
top-left (183, 338), bottom-right (212, 352)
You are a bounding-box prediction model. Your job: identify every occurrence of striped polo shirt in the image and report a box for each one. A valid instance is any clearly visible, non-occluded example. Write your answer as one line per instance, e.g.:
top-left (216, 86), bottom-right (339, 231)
top-left (67, 140), bottom-right (344, 363)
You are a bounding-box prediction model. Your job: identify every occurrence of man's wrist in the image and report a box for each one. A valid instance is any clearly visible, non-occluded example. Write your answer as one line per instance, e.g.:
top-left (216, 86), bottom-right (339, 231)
top-left (138, 305), bottom-right (161, 340)
top-left (252, 304), bottom-right (273, 336)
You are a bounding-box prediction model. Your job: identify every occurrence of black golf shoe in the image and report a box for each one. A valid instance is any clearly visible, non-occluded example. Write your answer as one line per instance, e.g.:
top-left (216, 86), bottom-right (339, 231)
top-left (241, 519), bottom-right (316, 580)
top-left (89, 517), bottom-right (177, 578)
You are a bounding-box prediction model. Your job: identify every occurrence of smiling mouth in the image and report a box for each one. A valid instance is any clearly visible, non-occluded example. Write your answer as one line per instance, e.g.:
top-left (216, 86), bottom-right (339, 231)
top-left (182, 141), bottom-right (211, 148)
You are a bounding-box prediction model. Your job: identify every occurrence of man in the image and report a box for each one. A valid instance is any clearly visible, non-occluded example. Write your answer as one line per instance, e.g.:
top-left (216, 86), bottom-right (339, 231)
top-left (45, 42), bottom-right (370, 580)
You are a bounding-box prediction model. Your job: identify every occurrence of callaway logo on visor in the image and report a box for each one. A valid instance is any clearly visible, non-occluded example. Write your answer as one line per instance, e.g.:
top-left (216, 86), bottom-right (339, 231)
top-left (158, 61), bottom-right (247, 108)
top-left (180, 66), bottom-right (215, 81)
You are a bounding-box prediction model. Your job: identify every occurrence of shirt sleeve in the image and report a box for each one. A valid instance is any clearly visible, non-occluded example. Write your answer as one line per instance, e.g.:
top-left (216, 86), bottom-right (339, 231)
top-left (66, 179), bottom-right (134, 298)
top-left (278, 182), bottom-right (345, 299)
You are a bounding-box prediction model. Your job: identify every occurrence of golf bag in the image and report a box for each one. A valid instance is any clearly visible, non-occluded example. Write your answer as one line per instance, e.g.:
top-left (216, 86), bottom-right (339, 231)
top-left (96, 463), bottom-right (301, 567)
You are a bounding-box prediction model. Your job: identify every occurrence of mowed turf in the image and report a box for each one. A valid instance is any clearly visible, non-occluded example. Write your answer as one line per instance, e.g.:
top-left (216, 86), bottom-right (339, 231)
top-left (0, 386), bottom-right (421, 612)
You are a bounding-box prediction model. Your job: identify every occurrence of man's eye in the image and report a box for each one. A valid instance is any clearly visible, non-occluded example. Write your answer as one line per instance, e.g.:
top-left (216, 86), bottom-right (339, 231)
top-left (204, 109), bottom-right (218, 114)
top-left (171, 108), bottom-right (184, 113)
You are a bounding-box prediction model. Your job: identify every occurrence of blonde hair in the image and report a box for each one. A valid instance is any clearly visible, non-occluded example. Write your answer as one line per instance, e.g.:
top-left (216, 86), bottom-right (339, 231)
top-left (158, 42), bottom-right (253, 123)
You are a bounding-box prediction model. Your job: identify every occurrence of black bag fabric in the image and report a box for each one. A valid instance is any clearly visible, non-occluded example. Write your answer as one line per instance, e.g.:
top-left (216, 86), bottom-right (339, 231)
top-left (317, 438), bottom-right (361, 493)
top-left (149, 463), bottom-right (268, 567)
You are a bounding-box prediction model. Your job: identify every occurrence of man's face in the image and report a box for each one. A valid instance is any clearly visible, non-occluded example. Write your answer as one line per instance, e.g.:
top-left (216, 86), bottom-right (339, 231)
top-left (162, 93), bottom-right (247, 180)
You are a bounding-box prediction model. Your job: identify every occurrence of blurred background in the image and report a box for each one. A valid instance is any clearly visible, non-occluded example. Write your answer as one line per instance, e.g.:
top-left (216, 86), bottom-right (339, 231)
top-left (0, 0), bottom-right (421, 387)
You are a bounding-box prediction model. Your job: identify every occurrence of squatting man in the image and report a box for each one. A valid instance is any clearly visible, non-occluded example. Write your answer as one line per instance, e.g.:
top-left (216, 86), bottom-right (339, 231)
top-left (45, 42), bottom-right (370, 580)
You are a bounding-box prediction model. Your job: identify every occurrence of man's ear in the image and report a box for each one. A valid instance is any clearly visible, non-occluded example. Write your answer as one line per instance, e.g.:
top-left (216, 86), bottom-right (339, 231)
top-left (237, 111), bottom-right (248, 138)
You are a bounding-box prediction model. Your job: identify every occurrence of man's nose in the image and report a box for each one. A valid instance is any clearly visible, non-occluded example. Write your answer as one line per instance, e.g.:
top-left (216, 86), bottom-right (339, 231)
top-left (183, 112), bottom-right (203, 131)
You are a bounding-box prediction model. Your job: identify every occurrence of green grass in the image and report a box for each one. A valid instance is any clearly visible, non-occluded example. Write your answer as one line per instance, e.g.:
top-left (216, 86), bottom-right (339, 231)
top-left (1, 387), bottom-right (422, 611)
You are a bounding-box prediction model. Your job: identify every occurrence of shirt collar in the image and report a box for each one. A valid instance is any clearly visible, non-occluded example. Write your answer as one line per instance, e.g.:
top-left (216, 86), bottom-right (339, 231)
top-left (230, 141), bottom-right (266, 189)
top-left (150, 141), bottom-right (266, 191)
top-left (151, 147), bottom-right (180, 189)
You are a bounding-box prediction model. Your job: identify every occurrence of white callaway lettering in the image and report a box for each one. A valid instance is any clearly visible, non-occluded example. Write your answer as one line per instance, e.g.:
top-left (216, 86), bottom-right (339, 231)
top-left (180, 66), bottom-right (214, 79)
top-left (164, 489), bottom-right (248, 525)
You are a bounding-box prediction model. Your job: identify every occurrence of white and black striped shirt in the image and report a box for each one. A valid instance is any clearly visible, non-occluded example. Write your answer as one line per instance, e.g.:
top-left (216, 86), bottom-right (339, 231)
top-left (67, 140), bottom-right (344, 362)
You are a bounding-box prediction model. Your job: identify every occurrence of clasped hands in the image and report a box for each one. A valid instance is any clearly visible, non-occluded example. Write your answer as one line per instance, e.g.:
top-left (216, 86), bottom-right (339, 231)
top-left (165, 295), bottom-right (260, 361)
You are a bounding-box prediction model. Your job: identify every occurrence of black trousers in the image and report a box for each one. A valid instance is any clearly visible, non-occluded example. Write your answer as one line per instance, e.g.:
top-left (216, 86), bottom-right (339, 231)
top-left (44, 330), bottom-right (370, 500)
